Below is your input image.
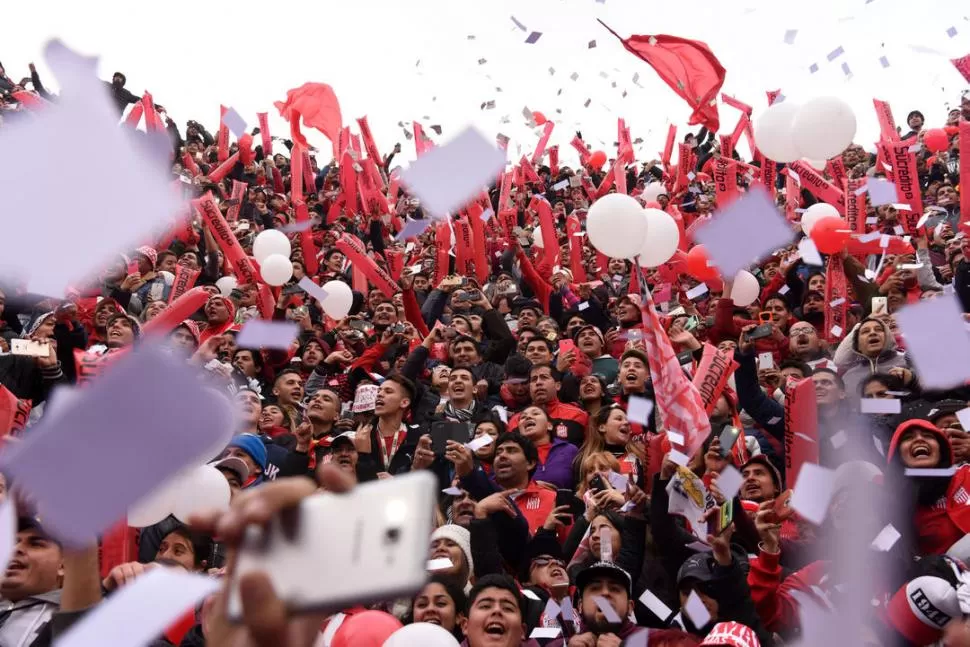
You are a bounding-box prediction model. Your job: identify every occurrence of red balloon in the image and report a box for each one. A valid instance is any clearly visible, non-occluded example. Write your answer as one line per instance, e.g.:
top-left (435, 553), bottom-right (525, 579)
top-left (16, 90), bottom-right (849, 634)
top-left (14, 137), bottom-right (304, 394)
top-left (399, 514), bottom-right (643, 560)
top-left (810, 216), bottom-right (850, 254)
top-left (533, 111), bottom-right (548, 126)
top-left (686, 245), bottom-right (718, 281)
top-left (924, 128), bottom-right (949, 153)
top-left (331, 611), bottom-right (403, 647)
top-left (589, 150), bottom-right (607, 170)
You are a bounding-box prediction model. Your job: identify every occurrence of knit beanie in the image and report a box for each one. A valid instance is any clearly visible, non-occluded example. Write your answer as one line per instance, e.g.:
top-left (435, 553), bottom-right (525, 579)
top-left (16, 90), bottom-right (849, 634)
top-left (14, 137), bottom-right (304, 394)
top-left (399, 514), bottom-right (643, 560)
top-left (431, 524), bottom-right (474, 575)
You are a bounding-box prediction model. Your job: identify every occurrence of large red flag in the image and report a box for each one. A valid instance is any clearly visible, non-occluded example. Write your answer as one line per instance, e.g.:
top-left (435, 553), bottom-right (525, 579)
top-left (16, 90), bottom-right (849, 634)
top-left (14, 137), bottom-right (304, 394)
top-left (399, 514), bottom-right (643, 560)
top-left (952, 54), bottom-right (970, 83)
top-left (600, 20), bottom-right (725, 131)
top-left (274, 83), bottom-right (343, 155)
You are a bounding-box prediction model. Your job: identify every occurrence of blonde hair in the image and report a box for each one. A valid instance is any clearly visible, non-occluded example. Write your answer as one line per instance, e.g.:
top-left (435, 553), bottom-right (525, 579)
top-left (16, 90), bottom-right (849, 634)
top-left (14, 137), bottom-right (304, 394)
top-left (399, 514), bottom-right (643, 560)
top-left (575, 405), bottom-right (646, 474)
top-left (577, 451), bottom-right (621, 496)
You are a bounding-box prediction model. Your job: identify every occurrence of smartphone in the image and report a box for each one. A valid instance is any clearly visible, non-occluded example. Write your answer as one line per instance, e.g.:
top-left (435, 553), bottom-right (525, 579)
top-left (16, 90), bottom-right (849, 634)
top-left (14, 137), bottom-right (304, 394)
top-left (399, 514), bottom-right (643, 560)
top-left (430, 421), bottom-right (470, 454)
top-left (683, 315), bottom-right (699, 332)
top-left (589, 473), bottom-right (607, 493)
top-left (555, 489), bottom-right (584, 520)
top-left (770, 490), bottom-right (794, 523)
top-left (746, 324), bottom-right (774, 341)
top-left (757, 352), bottom-right (775, 370)
top-left (707, 501), bottom-right (733, 537)
top-left (871, 296), bottom-right (888, 315)
top-left (228, 471), bottom-right (436, 620)
top-left (349, 319), bottom-right (370, 332)
top-left (11, 339), bottom-right (50, 357)
top-left (558, 339), bottom-right (576, 356)
top-left (718, 425), bottom-right (742, 458)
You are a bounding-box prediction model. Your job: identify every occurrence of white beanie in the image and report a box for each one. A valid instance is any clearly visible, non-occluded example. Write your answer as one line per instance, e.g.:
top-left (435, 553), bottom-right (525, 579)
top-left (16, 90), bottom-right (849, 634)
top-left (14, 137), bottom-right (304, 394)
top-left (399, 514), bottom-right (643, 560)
top-left (431, 524), bottom-right (474, 576)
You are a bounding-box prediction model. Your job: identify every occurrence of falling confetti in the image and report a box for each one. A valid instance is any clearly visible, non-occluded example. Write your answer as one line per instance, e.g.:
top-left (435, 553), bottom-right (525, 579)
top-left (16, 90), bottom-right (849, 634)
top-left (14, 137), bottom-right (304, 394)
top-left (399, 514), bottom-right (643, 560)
top-left (879, 56), bottom-right (890, 68)
top-left (784, 30), bottom-right (798, 44)
top-left (525, 31), bottom-right (542, 44)
top-left (827, 46), bottom-right (845, 61)
top-left (809, 63), bottom-right (819, 74)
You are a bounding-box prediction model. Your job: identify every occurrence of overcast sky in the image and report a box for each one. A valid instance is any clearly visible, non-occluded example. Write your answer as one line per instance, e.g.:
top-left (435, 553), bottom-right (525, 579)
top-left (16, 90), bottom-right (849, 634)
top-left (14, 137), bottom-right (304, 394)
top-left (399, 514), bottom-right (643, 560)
top-left (4, 0), bottom-right (968, 168)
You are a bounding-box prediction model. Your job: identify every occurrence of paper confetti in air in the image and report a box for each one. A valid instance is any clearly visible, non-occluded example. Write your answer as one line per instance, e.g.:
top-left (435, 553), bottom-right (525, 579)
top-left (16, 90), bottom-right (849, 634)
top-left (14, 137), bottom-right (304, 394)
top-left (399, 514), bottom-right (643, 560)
top-left (588, 40), bottom-right (597, 48)
top-left (784, 30), bottom-right (798, 44)
top-left (511, 15), bottom-right (527, 31)
top-left (235, 320), bottom-right (300, 351)
top-left (896, 295), bottom-right (970, 389)
top-left (222, 107), bottom-right (247, 139)
top-left (947, 26), bottom-right (958, 38)
top-left (879, 56), bottom-right (890, 68)
top-left (809, 63), bottom-right (819, 74)
top-left (791, 463), bottom-right (835, 525)
top-left (827, 46), bottom-right (845, 61)
top-left (525, 31), bottom-right (543, 44)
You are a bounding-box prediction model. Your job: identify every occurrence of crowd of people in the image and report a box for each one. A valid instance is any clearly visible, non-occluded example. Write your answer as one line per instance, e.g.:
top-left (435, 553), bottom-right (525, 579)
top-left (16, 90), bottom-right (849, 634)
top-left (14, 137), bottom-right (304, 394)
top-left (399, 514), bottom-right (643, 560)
top-left (2, 56), bottom-right (970, 647)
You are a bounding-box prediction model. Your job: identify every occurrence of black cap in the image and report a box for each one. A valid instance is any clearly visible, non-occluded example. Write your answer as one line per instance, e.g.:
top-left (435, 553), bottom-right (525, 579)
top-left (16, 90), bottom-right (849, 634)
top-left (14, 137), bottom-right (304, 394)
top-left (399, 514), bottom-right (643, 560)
top-left (677, 552), bottom-right (720, 587)
top-left (575, 560), bottom-right (633, 596)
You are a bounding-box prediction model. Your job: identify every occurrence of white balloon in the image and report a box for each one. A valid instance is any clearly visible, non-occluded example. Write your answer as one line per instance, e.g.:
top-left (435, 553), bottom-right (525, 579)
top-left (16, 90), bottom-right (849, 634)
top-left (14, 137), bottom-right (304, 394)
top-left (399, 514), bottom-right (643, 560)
top-left (637, 208), bottom-right (680, 267)
top-left (171, 465), bottom-right (231, 524)
top-left (383, 623), bottom-right (460, 647)
top-left (731, 270), bottom-right (761, 307)
top-left (128, 476), bottom-right (182, 528)
top-left (586, 193), bottom-right (649, 259)
top-left (260, 254), bottom-right (293, 287)
top-left (215, 275), bottom-right (238, 296)
top-left (532, 225), bottom-right (544, 248)
top-left (792, 96), bottom-right (857, 161)
top-left (252, 229), bottom-right (292, 263)
top-left (801, 203), bottom-right (840, 235)
top-left (753, 101), bottom-right (802, 163)
top-left (641, 182), bottom-right (667, 203)
top-left (159, 270), bottom-right (174, 286)
top-left (322, 280), bottom-right (354, 319)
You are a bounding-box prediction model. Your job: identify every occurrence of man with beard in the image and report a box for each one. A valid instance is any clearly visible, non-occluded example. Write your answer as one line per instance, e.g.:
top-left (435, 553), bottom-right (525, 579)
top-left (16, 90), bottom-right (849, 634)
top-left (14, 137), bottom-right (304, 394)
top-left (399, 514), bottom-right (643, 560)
top-left (565, 561), bottom-right (639, 645)
top-left (370, 297), bottom-right (400, 337)
top-left (607, 296), bottom-right (643, 358)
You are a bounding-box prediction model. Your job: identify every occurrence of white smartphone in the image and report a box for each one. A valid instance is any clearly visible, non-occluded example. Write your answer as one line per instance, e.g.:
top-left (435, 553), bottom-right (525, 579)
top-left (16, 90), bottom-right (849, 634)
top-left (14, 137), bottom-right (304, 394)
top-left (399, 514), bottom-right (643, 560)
top-left (10, 339), bottom-right (50, 357)
top-left (227, 471), bottom-right (437, 620)
top-left (757, 352), bottom-right (775, 370)
top-left (871, 296), bottom-right (888, 315)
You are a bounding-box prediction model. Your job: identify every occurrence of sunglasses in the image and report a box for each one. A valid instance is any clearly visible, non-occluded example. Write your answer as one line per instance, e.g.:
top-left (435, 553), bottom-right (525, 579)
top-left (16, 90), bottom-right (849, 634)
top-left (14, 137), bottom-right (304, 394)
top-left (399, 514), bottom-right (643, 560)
top-left (531, 556), bottom-right (565, 569)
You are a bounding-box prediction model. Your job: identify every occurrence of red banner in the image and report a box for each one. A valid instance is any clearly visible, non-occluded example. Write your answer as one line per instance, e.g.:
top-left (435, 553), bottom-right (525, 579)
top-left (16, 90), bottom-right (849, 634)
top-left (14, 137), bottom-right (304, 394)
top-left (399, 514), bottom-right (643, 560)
top-left (74, 348), bottom-right (126, 385)
top-left (168, 264), bottom-right (199, 304)
top-left (565, 215), bottom-right (588, 283)
top-left (335, 234), bottom-right (399, 297)
top-left (712, 157), bottom-right (739, 206)
top-left (756, 152), bottom-right (776, 198)
top-left (532, 198), bottom-right (560, 269)
top-left (356, 116), bottom-right (383, 166)
top-left (454, 217), bottom-right (473, 276)
top-left (194, 193), bottom-right (260, 287)
top-left (256, 112), bottom-right (273, 155)
top-left (434, 222), bottom-right (452, 285)
top-left (785, 174), bottom-right (798, 222)
top-left (181, 152), bottom-right (200, 178)
top-left (302, 149), bottom-right (316, 198)
top-left (845, 178), bottom-right (866, 235)
top-left (826, 157), bottom-right (847, 188)
top-left (962, 121), bottom-right (970, 230)
top-left (531, 122), bottom-right (555, 165)
top-left (873, 99), bottom-right (900, 142)
top-left (385, 249), bottom-right (404, 281)
top-left (788, 161), bottom-right (845, 215)
top-left (823, 255), bottom-right (848, 345)
top-left (784, 377), bottom-right (819, 489)
top-left (570, 136), bottom-right (593, 166)
top-left (294, 201), bottom-right (320, 277)
top-left (124, 103), bottom-right (144, 128)
top-left (226, 180), bottom-right (246, 222)
top-left (207, 152), bottom-right (239, 184)
top-left (468, 204), bottom-right (490, 285)
top-left (888, 142), bottom-right (923, 234)
top-left (548, 146), bottom-right (559, 177)
top-left (217, 105), bottom-right (229, 162)
top-left (721, 93), bottom-right (753, 115)
top-left (691, 343), bottom-right (738, 414)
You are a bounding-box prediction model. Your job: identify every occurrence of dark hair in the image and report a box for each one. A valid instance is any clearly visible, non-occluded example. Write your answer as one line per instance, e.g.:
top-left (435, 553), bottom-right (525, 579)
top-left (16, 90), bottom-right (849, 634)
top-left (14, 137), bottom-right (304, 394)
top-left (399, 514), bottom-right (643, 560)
top-left (517, 326), bottom-right (542, 340)
top-left (812, 367), bottom-right (845, 389)
top-left (492, 432), bottom-right (539, 469)
top-left (525, 336), bottom-right (554, 353)
top-left (529, 364), bottom-right (562, 381)
top-left (157, 250), bottom-right (177, 263)
top-left (404, 574), bottom-right (468, 637)
top-left (450, 335), bottom-right (481, 354)
top-left (385, 372), bottom-right (417, 403)
top-left (860, 372), bottom-right (904, 397)
top-left (475, 413), bottom-right (508, 436)
top-left (275, 368), bottom-right (302, 384)
top-left (449, 366), bottom-right (475, 381)
top-left (764, 293), bottom-right (792, 311)
top-left (159, 525), bottom-right (211, 569)
top-left (778, 358), bottom-right (811, 378)
top-left (324, 248), bottom-right (343, 261)
top-left (234, 347), bottom-right (265, 370)
top-left (467, 574), bottom-right (522, 615)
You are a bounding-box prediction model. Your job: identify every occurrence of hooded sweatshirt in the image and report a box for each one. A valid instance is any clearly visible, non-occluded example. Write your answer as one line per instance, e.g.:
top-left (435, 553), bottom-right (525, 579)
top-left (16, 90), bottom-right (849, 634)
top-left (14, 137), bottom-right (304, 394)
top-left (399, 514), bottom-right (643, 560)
top-left (833, 317), bottom-right (909, 397)
top-left (887, 419), bottom-right (970, 556)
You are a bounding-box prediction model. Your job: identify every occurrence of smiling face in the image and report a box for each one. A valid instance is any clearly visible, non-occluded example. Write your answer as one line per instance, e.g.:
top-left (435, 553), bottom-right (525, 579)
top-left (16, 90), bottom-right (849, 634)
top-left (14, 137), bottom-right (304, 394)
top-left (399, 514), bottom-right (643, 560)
top-left (462, 586), bottom-right (525, 647)
top-left (106, 317), bottom-right (135, 348)
top-left (619, 356), bottom-right (648, 393)
top-left (524, 339), bottom-right (552, 366)
top-left (447, 368), bottom-right (475, 405)
top-left (413, 582), bottom-right (461, 631)
top-left (450, 340), bottom-right (480, 368)
top-left (899, 426), bottom-right (943, 468)
top-left (599, 407), bottom-right (631, 445)
top-left (429, 537), bottom-right (466, 580)
top-left (491, 440), bottom-right (534, 488)
top-left (764, 298), bottom-right (790, 329)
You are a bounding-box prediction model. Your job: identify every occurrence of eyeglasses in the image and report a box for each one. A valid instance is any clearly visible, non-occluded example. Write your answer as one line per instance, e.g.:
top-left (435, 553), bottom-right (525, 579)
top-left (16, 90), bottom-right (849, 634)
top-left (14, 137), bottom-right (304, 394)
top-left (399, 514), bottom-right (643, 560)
top-left (532, 556), bottom-right (565, 569)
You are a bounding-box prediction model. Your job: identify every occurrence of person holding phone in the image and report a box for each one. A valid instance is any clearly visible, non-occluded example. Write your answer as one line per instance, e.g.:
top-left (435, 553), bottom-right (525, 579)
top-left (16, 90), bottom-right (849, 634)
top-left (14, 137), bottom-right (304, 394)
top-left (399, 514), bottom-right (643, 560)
top-left (576, 405), bottom-right (646, 488)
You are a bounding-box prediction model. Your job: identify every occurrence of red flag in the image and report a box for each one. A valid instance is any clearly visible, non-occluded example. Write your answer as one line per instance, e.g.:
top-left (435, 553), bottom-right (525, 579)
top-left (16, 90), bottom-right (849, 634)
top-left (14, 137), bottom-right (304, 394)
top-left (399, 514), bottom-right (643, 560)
top-left (273, 83), bottom-right (343, 155)
top-left (952, 54), bottom-right (970, 83)
top-left (600, 21), bottom-right (726, 131)
top-left (635, 266), bottom-right (711, 457)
